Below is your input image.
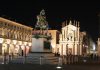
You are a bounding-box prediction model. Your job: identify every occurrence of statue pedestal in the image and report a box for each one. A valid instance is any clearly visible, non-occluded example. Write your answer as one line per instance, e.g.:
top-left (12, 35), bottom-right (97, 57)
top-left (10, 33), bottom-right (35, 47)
top-left (31, 38), bottom-right (45, 52)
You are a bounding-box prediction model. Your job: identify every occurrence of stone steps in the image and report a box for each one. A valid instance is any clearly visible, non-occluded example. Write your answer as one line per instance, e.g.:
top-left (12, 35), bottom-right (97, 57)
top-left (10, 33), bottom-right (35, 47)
top-left (8, 53), bottom-right (59, 64)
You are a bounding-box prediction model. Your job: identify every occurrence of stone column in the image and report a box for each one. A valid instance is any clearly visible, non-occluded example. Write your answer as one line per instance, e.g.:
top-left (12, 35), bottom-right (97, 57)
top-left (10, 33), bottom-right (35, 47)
top-left (61, 44), bottom-right (63, 56)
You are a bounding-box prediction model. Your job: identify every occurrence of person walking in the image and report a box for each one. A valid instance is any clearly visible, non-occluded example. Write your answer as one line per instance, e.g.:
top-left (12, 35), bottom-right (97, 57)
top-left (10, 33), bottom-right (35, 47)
top-left (22, 50), bottom-right (23, 56)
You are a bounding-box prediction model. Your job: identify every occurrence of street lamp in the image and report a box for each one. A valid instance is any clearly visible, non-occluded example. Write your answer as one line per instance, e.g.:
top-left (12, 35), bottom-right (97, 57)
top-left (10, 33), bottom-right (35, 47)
top-left (0, 38), bottom-right (5, 64)
top-left (13, 40), bottom-right (17, 59)
top-left (24, 42), bottom-right (27, 63)
top-left (2, 46), bottom-right (6, 64)
top-left (7, 39), bottom-right (11, 63)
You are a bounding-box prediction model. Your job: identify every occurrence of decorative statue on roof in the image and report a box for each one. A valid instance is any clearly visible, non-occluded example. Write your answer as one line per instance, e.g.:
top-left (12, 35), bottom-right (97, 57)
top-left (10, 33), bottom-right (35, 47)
top-left (35, 9), bottom-right (48, 30)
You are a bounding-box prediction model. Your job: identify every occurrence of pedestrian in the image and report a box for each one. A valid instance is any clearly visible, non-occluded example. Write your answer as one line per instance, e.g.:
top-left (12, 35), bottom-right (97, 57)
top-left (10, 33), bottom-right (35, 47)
top-left (22, 50), bottom-right (23, 56)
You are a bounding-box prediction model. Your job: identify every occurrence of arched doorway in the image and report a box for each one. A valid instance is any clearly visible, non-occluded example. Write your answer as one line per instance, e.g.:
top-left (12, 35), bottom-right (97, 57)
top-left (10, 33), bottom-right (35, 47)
top-left (9, 44), bottom-right (15, 55)
top-left (2, 43), bottom-right (8, 55)
top-left (14, 45), bottom-right (20, 56)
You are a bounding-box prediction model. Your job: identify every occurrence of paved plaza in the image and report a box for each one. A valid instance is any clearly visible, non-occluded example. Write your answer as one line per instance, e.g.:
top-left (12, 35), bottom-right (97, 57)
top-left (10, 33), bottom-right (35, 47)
top-left (0, 53), bottom-right (100, 70)
top-left (0, 53), bottom-right (59, 64)
top-left (0, 63), bottom-right (100, 70)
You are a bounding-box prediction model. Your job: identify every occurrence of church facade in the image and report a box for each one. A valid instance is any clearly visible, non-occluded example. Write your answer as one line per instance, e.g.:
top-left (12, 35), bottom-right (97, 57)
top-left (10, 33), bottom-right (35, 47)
top-left (59, 20), bottom-right (85, 56)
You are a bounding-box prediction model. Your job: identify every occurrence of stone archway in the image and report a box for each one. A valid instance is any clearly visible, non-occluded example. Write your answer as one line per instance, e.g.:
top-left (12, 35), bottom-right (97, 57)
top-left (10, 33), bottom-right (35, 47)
top-left (9, 44), bottom-right (15, 55)
top-left (18, 46), bottom-right (22, 55)
top-left (14, 45), bottom-right (20, 55)
top-left (2, 43), bottom-right (8, 55)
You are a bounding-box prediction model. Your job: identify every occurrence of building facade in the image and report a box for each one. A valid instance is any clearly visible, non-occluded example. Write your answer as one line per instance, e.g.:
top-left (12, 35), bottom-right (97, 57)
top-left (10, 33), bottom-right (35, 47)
top-left (59, 20), bottom-right (85, 56)
top-left (98, 13), bottom-right (100, 56)
top-left (0, 17), bottom-right (33, 56)
top-left (48, 30), bottom-right (60, 53)
top-left (31, 30), bottom-right (60, 53)
top-left (97, 38), bottom-right (100, 56)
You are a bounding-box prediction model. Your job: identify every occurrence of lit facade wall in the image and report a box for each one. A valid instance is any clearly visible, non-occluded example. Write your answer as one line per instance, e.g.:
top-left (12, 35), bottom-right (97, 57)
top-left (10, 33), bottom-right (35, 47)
top-left (31, 30), bottom-right (60, 53)
top-left (97, 38), bottom-right (100, 56)
top-left (31, 38), bottom-right (46, 52)
top-left (79, 32), bottom-right (87, 55)
top-left (0, 17), bottom-right (33, 55)
top-left (59, 20), bottom-right (84, 56)
top-left (48, 30), bottom-right (60, 53)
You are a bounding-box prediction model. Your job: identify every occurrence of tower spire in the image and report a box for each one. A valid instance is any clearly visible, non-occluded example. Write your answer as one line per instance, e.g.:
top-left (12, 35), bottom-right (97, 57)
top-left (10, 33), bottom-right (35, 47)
top-left (69, 20), bottom-right (72, 25)
top-left (76, 21), bottom-right (77, 27)
top-left (78, 21), bottom-right (80, 27)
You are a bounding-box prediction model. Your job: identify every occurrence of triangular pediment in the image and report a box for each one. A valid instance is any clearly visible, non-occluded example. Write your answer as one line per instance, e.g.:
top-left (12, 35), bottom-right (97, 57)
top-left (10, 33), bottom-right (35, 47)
top-left (67, 24), bottom-right (77, 31)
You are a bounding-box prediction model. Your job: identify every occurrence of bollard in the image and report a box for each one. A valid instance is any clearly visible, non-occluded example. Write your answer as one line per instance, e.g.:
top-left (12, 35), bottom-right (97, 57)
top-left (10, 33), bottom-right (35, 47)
top-left (2, 55), bottom-right (5, 64)
top-left (58, 57), bottom-right (62, 66)
top-left (56, 57), bottom-right (63, 70)
top-left (40, 56), bottom-right (42, 65)
top-left (8, 55), bottom-right (11, 63)
top-left (4, 53), bottom-right (6, 64)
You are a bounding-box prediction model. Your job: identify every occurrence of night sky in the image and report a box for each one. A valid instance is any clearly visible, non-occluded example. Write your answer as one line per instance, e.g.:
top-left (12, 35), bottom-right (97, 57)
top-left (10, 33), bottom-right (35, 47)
top-left (0, 1), bottom-right (100, 42)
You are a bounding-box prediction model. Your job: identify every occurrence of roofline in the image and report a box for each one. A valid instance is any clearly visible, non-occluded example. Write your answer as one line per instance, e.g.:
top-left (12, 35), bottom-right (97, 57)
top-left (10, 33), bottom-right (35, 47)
top-left (0, 17), bottom-right (33, 29)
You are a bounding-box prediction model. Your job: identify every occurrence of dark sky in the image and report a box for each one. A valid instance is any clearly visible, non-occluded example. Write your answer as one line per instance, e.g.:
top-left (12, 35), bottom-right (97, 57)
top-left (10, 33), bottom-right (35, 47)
top-left (0, 1), bottom-right (100, 42)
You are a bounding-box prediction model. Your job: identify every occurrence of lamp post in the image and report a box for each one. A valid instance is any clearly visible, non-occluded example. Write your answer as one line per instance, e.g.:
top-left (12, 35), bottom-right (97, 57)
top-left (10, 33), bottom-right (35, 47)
top-left (13, 40), bottom-right (17, 59)
top-left (0, 38), bottom-right (5, 64)
top-left (2, 45), bottom-right (7, 64)
top-left (2, 46), bottom-right (5, 64)
top-left (7, 39), bottom-right (11, 63)
top-left (24, 46), bottom-right (26, 63)
top-left (24, 42), bottom-right (27, 64)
